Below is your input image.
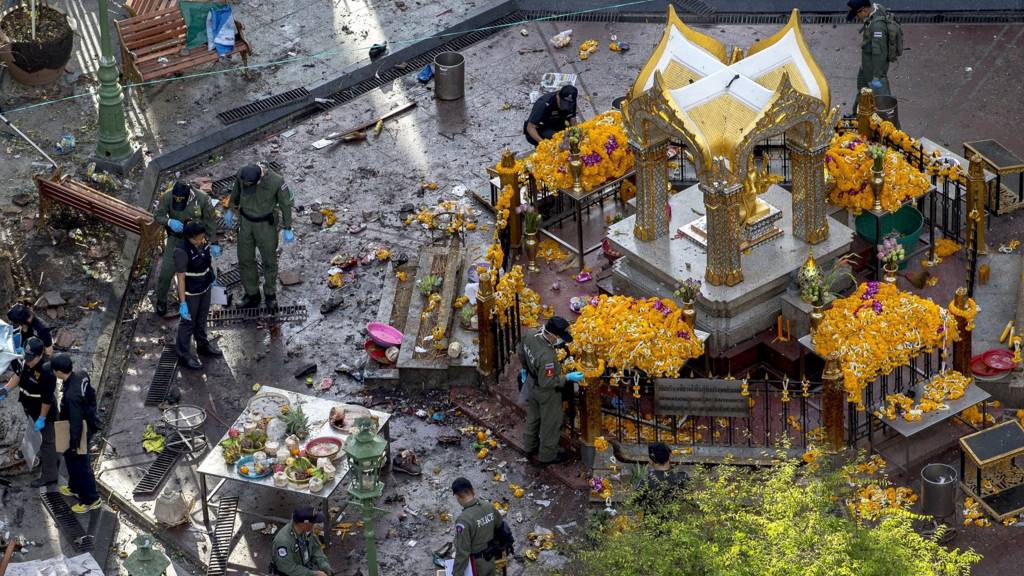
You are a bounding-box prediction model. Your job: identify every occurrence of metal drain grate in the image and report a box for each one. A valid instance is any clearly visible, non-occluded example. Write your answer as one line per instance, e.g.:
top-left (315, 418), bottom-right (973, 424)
top-left (317, 12), bottom-right (525, 110)
top-left (523, 9), bottom-right (1024, 25)
top-left (217, 88), bottom-right (311, 124)
top-left (208, 304), bottom-right (308, 327)
top-left (210, 161), bottom-right (284, 198)
top-left (133, 447), bottom-right (184, 497)
top-left (216, 262), bottom-right (262, 290)
top-left (673, 0), bottom-right (715, 16)
top-left (41, 492), bottom-right (92, 552)
top-left (206, 496), bottom-right (239, 576)
top-left (145, 345), bottom-right (178, 406)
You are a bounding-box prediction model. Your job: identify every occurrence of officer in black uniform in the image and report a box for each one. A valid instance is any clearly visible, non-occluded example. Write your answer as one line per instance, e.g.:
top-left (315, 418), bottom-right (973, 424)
top-left (52, 354), bottom-right (102, 513)
top-left (523, 85), bottom-right (578, 146)
top-left (174, 221), bottom-right (220, 370)
top-left (7, 303), bottom-right (53, 358)
top-left (0, 337), bottom-right (58, 487)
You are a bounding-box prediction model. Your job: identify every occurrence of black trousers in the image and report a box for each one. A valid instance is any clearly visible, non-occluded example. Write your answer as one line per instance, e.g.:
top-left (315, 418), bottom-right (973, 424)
top-left (176, 289), bottom-right (211, 360)
top-left (35, 418), bottom-right (58, 483)
top-left (523, 122), bottom-right (560, 146)
top-left (64, 447), bottom-right (98, 504)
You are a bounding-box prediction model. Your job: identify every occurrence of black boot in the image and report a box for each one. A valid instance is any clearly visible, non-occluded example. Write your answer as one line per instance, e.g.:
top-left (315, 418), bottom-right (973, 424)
top-left (180, 356), bottom-right (203, 370)
top-left (264, 295), bottom-right (277, 310)
top-left (237, 293), bottom-right (260, 308)
top-left (155, 301), bottom-right (167, 316)
top-left (198, 342), bottom-right (223, 357)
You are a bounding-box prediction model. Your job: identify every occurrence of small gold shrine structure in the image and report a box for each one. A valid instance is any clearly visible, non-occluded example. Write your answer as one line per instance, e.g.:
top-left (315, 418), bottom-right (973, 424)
top-left (622, 7), bottom-right (839, 286)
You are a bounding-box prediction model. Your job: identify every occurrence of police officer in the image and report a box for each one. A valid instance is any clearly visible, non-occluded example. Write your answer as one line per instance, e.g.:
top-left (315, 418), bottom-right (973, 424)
top-left (518, 316), bottom-right (583, 466)
top-left (175, 221), bottom-right (220, 370)
top-left (848, 0), bottom-right (893, 101)
top-left (271, 507), bottom-right (333, 576)
top-left (225, 163), bottom-right (295, 309)
top-left (52, 354), bottom-right (102, 513)
top-left (7, 303), bottom-right (53, 358)
top-left (451, 477), bottom-right (501, 576)
top-left (153, 181), bottom-right (219, 316)
top-left (0, 337), bottom-right (58, 487)
top-left (523, 85), bottom-right (578, 147)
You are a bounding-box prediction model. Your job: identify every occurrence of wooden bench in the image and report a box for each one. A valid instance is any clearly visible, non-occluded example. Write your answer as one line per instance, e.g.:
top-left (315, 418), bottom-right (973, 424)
top-left (34, 170), bottom-right (163, 274)
top-left (125, 0), bottom-right (177, 17)
top-left (115, 6), bottom-right (251, 84)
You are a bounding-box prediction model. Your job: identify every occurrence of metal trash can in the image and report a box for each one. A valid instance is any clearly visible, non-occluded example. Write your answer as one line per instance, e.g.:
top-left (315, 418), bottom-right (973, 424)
top-left (874, 94), bottom-right (900, 129)
top-left (433, 52), bottom-right (465, 101)
top-left (921, 463), bottom-right (958, 519)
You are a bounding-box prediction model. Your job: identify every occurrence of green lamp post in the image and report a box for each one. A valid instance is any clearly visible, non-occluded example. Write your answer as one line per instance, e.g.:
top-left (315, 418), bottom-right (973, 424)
top-left (95, 0), bottom-right (138, 173)
top-left (122, 533), bottom-right (170, 576)
top-left (343, 417), bottom-right (387, 576)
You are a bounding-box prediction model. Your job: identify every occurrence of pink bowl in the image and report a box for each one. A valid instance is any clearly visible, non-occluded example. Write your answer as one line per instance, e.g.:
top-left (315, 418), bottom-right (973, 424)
top-left (367, 322), bottom-right (403, 347)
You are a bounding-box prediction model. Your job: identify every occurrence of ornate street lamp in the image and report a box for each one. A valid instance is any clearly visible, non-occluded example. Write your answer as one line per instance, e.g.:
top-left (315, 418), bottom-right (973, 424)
top-left (95, 0), bottom-right (139, 173)
top-left (344, 417), bottom-right (387, 576)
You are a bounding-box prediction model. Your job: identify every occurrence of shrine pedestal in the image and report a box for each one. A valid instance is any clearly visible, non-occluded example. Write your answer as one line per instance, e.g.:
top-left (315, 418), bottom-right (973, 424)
top-left (608, 184), bottom-right (854, 355)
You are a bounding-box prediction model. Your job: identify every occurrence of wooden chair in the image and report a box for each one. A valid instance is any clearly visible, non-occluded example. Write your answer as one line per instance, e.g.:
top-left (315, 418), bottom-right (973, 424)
top-left (115, 6), bottom-right (251, 84)
top-left (124, 0), bottom-right (178, 17)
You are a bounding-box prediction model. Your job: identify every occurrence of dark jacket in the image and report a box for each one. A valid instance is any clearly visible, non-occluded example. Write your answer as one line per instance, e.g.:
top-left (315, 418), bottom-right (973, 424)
top-left (58, 371), bottom-right (100, 451)
top-left (17, 360), bottom-right (57, 421)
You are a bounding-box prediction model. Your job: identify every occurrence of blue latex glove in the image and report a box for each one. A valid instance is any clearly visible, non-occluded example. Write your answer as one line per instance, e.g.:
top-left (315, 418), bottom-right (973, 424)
top-left (869, 78), bottom-right (883, 90)
top-left (167, 218), bottom-right (184, 233)
top-left (223, 210), bottom-right (235, 227)
top-left (179, 302), bottom-right (191, 320)
top-left (34, 415), bottom-right (45, 431)
top-left (565, 371), bottom-right (584, 383)
top-left (282, 229), bottom-right (295, 243)
top-left (520, 369), bottom-right (528, 383)
top-left (15, 347), bottom-right (23, 355)
top-left (0, 388), bottom-right (7, 401)
top-left (211, 244), bottom-right (221, 257)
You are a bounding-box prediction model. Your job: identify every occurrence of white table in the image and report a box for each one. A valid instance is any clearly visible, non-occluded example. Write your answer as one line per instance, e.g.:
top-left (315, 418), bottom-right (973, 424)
top-left (196, 386), bottom-right (391, 546)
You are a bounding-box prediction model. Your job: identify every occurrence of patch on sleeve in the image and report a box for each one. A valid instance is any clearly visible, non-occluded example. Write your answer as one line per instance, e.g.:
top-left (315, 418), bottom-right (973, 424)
top-left (873, 31), bottom-right (883, 37)
top-left (455, 523), bottom-right (465, 534)
top-left (277, 546), bottom-right (289, 558)
top-left (544, 363), bottom-right (555, 378)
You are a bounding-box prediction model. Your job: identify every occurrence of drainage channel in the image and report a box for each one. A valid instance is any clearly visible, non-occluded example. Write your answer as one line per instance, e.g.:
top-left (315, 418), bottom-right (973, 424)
top-left (41, 492), bottom-right (93, 553)
top-left (522, 9), bottom-right (1024, 25)
top-left (206, 496), bottom-right (240, 576)
top-left (133, 447), bottom-right (185, 497)
top-left (145, 344), bottom-right (178, 406)
top-left (207, 304), bottom-right (308, 327)
top-left (210, 160), bottom-right (284, 198)
top-left (215, 263), bottom-right (262, 290)
top-left (217, 89), bottom-right (312, 125)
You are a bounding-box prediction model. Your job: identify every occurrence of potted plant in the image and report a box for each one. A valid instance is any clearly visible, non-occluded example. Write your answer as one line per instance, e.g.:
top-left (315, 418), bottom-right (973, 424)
top-left (673, 277), bottom-right (701, 327)
top-left (520, 204), bottom-right (541, 273)
top-left (459, 303), bottom-right (476, 330)
top-left (0, 1), bottom-right (75, 86)
top-left (877, 232), bottom-right (905, 283)
top-left (416, 274), bottom-right (441, 297)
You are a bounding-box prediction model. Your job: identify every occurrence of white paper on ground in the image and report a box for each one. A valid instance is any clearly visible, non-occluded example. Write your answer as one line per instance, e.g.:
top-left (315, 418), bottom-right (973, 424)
top-left (444, 559), bottom-right (473, 576)
top-left (211, 285), bottom-right (228, 306)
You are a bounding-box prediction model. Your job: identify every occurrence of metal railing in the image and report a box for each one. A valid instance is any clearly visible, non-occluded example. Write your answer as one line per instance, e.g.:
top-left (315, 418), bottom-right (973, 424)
top-left (491, 294), bottom-right (522, 386)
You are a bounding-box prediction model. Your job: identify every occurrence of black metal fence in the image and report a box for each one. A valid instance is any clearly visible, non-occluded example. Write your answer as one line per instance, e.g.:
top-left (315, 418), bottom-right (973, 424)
top-left (491, 294), bottom-right (522, 386)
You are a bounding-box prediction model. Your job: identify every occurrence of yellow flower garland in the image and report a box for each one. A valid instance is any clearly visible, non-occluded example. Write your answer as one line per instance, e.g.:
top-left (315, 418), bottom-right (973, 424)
top-left (875, 370), bottom-right (970, 422)
top-left (813, 282), bottom-right (958, 404)
top-left (826, 132), bottom-right (931, 214)
top-left (492, 265), bottom-right (543, 327)
top-left (527, 111), bottom-right (635, 192)
top-left (567, 295), bottom-right (703, 377)
top-left (870, 116), bottom-right (968, 185)
top-left (948, 295), bottom-right (978, 331)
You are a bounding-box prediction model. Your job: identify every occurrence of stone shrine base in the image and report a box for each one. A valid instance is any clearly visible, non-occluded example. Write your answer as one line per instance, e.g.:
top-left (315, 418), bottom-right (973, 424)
top-left (608, 184), bottom-right (854, 354)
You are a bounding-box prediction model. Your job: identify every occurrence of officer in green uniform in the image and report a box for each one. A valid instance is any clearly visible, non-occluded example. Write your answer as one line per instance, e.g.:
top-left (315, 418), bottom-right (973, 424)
top-left (451, 477), bottom-right (501, 576)
top-left (271, 507), bottom-right (333, 576)
top-left (152, 181), bottom-right (219, 316)
top-left (848, 0), bottom-right (892, 101)
top-left (518, 316), bottom-right (583, 466)
top-left (225, 163), bottom-right (295, 309)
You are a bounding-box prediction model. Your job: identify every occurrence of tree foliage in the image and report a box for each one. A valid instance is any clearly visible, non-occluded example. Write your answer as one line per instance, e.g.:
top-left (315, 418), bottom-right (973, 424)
top-left (574, 454), bottom-right (981, 576)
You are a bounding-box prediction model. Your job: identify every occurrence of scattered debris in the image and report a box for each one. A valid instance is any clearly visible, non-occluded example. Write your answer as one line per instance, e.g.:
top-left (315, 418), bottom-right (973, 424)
top-left (35, 291), bottom-right (65, 308)
top-left (294, 363), bottom-right (317, 379)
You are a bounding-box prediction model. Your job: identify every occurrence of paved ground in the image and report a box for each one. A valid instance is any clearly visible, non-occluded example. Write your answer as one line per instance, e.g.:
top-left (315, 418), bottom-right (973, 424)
top-left (1, 4), bottom-right (1024, 574)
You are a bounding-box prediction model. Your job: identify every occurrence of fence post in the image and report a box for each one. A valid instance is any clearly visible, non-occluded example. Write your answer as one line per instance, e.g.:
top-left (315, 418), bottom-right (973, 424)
top-left (821, 357), bottom-right (846, 451)
top-left (966, 154), bottom-right (988, 256)
top-left (476, 269), bottom-right (496, 379)
top-left (856, 88), bottom-right (875, 140)
top-left (951, 287), bottom-right (973, 376)
top-left (497, 149), bottom-right (522, 255)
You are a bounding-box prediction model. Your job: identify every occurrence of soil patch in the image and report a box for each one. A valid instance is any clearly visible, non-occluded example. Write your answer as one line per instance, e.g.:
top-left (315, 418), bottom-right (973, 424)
top-left (1, 6), bottom-right (71, 43)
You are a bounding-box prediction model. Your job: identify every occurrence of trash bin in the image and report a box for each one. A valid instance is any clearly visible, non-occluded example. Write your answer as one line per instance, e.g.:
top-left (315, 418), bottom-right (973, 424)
top-left (874, 94), bottom-right (900, 129)
top-left (434, 52), bottom-right (465, 101)
top-left (921, 463), bottom-right (958, 519)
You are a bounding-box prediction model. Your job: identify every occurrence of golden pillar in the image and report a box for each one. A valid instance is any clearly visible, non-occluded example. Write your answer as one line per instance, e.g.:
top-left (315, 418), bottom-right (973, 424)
top-left (632, 140), bottom-right (670, 241)
top-left (476, 270), bottom-right (496, 378)
top-left (966, 154), bottom-right (988, 256)
top-left (820, 357), bottom-right (845, 452)
top-left (788, 136), bottom-right (830, 244)
top-left (703, 179), bottom-right (744, 286)
top-left (951, 288), bottom-right (973, 376)
top-left (497, 149), bottom-right (522, 253)
top-left (856, 88), bottom-right (875, 139)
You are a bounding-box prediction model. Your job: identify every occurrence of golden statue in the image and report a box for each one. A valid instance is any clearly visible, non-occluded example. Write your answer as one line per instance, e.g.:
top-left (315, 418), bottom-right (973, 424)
top-left (740, 153), bottom-right (783, 224)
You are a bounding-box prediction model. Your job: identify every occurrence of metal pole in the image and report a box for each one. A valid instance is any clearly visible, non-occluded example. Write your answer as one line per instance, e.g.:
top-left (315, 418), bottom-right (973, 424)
top-left (95, 0), bottom-right (135, 165)
top-left (362, 499), bottom-right (379, 576)
top-left (0, 110), bottom-right (58, 168)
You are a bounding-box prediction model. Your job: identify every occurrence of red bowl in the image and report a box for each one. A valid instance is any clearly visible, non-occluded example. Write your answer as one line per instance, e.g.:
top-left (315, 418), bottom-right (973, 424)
top-left (305, 437), bottom-right (342, 460)
top-left (971, 356), bottom-right (1000, 377)
top-left (367, 322), bottom-right (403, 347)
top-left (364, 339), bottom-right (395, 365)
top-left (983, 349), bottom-right (1017, 371)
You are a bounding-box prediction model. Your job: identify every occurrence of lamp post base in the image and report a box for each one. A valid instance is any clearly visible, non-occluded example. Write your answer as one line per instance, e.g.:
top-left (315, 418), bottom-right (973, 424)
top-left (92, 147), bottom-right (143, 176)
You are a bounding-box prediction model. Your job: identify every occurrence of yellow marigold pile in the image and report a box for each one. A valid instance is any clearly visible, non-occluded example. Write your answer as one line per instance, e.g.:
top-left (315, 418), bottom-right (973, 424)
top-left (876, 370), bottom-right (970, 422)
top-left (935, 238), bottom-right (962, 257)
top-left (492, 265), bottom-right (542, 327)
top-left (825, 132), bottom-right (930, 214)
top-left (870, 116), bottom-right (968, 185)
top-left (527, 111), bottom-right (635, 192)
top-left (537, 238), bottom-right (569, 262)
top-left (567, 295), bottom-right (703, 377)
top-left (964, 497), bottom-right (991, 527)
top-left (960, 405), bottom-right (995, 427)
top-left (813, 282), bottom-right (957, 405)
top-left (848, 484), bottom-right (918, 520)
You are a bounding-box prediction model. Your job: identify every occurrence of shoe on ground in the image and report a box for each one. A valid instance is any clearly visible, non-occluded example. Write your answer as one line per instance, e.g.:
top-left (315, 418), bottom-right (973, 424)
top-left (30, 477), bottom-right (53, 488)
top-left (180, 356), bottom-right (203, 370)
top-left (155, 301), bottom-right (167, 316)
top-left (538, 452), bottom-right (571, 467)
top-left (392, 450), bottom-right (422, 476)
top-left (264, 295), bottom-right (277, 310)
top-left (58, 485), bottom-right (76, 497)
top-left (237, 293), bottom-right (261, 308)
top-left (198, 342), bottom-right (223, 357)
top-left (72, 500), bottom-right (102, 514)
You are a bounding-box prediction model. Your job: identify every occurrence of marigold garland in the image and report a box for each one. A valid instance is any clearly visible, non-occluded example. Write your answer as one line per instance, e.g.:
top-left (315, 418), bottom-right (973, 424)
top-left (492, 265), bottom-right (543, 327)
top-left (813, 282), bottom-right (958, 404)
top-left (848, 484), bottom-right (918, 520)
top-left (825, 132), bottom-right (931, 214)
top-left (567, 295), bottom-right (703, 378)
top-left (526, 111), bottom-right (635, 192)
top-left (870, 115), bottom-right (968, 185)
top-left (875, 370), bottom-right (971, 422)
top-left (948, 296), bottom-right (978, 331)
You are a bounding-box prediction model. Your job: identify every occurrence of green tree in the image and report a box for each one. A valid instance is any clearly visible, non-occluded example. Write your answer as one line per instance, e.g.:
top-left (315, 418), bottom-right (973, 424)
top-left (574, 454), bottom-right (980, 576)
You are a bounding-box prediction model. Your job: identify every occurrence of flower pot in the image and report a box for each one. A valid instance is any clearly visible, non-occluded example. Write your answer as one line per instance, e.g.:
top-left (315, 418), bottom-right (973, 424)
top-left (883, 262), bottom-right (899, 284)
top-left (681, 300), bottom-right (696, 328)
top-left (809, 304), bottom-right (825, 332)
top-left (854, 204), bottom-right (923, 270)
top-left (524, 231), bottom-right (539, 273)
top-left (0, 6), bottom-right (75, 86)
